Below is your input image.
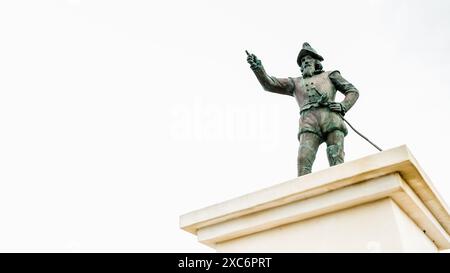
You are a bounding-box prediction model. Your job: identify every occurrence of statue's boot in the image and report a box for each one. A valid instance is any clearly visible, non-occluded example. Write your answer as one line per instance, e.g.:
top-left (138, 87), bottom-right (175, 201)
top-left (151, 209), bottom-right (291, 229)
top-left (326, 144), bottom-right (345, 166)
top-left (297, 145), bottom-right (317, 176)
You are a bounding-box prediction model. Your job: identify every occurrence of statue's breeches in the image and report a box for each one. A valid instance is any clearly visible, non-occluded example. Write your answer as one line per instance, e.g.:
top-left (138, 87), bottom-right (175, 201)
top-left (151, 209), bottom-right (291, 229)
top-left (298, 107), bottom-right (348, 140)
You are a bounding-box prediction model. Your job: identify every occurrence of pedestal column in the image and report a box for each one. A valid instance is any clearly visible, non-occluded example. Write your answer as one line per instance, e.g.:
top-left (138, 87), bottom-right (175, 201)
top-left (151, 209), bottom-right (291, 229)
top-left (180, 145), bottom-right (450, 252)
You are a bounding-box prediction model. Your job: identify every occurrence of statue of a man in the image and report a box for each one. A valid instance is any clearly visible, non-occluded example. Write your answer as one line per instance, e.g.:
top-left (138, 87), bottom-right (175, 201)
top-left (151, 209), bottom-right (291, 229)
top-left (247, 43), bottom-right (359, 176)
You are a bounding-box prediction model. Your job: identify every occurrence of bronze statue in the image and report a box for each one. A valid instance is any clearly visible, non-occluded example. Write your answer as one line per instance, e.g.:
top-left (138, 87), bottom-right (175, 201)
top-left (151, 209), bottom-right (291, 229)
top-left (247, 43), bottom-right (359, 176)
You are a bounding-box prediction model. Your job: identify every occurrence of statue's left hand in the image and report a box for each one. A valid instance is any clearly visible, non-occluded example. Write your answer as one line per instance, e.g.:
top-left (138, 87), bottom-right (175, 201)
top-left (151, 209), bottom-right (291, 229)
top-left (329, 102), bottom-right (346, 115)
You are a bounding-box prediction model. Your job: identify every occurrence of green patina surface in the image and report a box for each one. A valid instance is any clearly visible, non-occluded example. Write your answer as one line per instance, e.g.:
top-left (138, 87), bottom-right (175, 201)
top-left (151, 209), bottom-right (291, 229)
top-left (247, 43), bottom-right (360, 176)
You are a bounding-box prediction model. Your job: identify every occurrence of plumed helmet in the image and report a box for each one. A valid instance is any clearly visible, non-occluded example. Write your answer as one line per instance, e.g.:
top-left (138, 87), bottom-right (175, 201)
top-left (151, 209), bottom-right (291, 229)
top-left (297, 42), bottom-right (324, 66)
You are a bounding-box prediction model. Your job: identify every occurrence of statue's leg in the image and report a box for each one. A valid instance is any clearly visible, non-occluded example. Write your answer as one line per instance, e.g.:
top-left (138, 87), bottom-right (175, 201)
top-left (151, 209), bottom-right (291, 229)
top-left (325, 130), bottom-right (345, 166)
top-left (297, 132), bottom-right (321, 176)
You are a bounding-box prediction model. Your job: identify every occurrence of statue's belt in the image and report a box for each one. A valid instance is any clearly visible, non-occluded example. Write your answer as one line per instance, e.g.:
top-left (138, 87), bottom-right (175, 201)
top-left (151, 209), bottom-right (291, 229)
top-left (300, 102), bottom-right (330, 114)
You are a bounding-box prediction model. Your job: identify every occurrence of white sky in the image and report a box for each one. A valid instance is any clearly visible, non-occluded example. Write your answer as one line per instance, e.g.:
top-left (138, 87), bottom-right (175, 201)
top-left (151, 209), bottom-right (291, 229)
top-left (0, 0), bottom-right (449, 252)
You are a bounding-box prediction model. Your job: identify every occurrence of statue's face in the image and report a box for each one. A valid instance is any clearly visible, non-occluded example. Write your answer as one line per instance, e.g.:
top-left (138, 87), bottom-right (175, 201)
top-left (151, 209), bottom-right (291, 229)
top-left (301, 55), bottom-right (316, 77)
top-left (300, 55), bottom-right (315, 70)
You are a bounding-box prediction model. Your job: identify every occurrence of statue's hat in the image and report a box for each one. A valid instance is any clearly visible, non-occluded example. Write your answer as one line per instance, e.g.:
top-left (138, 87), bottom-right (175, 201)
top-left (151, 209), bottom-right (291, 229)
top-left (297, 42), bottom-right (324, 66)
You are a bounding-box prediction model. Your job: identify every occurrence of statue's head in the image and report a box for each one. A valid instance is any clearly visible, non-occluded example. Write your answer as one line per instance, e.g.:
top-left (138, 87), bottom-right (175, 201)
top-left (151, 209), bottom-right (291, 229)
top-left (297, 42), bottom-right (324, 77)
top-left (299, 55), bottom-right (323, 78)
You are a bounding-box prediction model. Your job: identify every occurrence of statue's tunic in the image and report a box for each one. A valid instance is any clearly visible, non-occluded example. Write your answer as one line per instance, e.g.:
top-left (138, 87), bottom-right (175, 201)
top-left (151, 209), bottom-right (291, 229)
top-left (252, 67), bottom-right (359, 140)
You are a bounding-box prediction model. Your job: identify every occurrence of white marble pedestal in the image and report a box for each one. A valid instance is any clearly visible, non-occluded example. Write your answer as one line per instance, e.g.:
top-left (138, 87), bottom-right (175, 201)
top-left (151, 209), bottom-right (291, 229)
top-left (180, 146), bottom-right (450, 252)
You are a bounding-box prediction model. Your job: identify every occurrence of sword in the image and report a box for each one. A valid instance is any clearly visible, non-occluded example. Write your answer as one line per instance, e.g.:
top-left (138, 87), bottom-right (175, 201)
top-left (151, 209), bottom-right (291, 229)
top-left (339, 114), bottom-right (383, 152)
